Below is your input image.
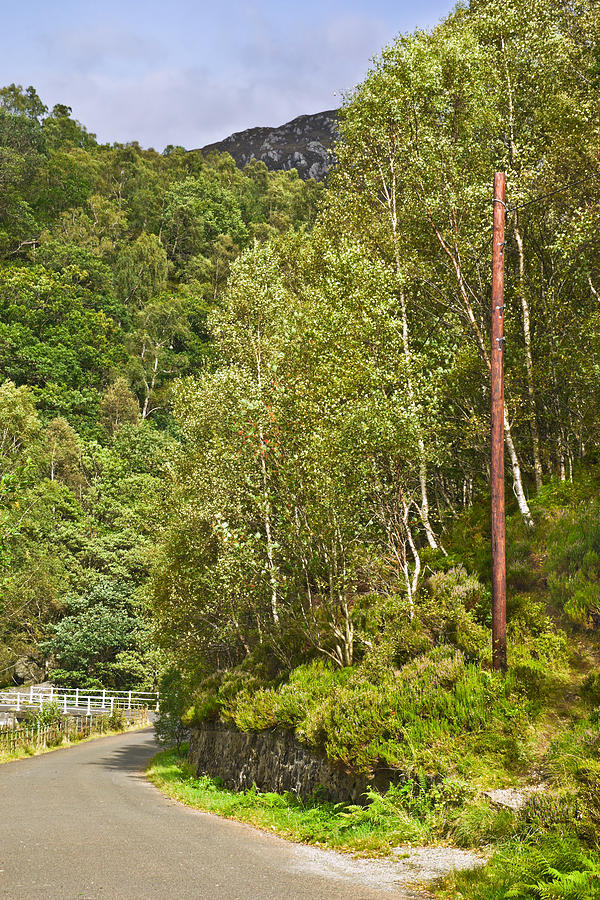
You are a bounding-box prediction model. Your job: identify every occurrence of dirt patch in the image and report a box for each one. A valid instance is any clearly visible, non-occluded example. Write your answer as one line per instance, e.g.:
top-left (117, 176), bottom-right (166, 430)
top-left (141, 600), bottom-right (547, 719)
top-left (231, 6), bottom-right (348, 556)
top-left (287, 842), bottom-right (486, 896)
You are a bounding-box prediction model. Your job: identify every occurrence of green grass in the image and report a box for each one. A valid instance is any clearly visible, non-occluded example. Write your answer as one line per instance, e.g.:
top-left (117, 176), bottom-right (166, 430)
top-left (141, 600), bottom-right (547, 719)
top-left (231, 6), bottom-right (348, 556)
top-left (147, 745), bottom-right (518, 857)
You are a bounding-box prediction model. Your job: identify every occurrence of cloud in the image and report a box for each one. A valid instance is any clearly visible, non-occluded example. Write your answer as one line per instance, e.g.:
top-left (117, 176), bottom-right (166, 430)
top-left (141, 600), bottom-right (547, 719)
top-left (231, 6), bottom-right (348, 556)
top-left (33, 12), bottom-right (391, 149)
top-left (0, 0), bottom-right (451, 149)
top-left (39, 26), bottom-right (162, 76)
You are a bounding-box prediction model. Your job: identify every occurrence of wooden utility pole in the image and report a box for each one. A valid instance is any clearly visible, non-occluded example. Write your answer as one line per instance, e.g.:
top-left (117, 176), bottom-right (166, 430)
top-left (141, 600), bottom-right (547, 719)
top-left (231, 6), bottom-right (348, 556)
top-left (491, 172), bottom-right (507, 671)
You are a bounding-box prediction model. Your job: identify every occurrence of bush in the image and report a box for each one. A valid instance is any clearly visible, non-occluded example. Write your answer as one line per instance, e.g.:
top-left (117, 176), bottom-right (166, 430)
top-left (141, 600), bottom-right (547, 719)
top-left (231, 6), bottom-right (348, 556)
top-left (299, 646), bottom-right (529, 774)
top-left (154, 668), bottom-right (191, 751)
top-left (451, 800), bottom-right (516, 848)
top-left (107, 709), bottom-right (125, 731)
top-left (582, 673), bottom-right (600, 708)
top-left (26, 702), bottom-right (63, 727)
top-left (544, 498), bottom-right (600, 626)
top-left (224, 661), bottom-right (350, 732)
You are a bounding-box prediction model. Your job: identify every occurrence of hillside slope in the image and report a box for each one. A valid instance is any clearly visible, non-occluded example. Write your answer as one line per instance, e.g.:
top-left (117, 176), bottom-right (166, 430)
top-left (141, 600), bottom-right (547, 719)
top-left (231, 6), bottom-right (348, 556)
top-left (199, 110), bottom-right (338, 180)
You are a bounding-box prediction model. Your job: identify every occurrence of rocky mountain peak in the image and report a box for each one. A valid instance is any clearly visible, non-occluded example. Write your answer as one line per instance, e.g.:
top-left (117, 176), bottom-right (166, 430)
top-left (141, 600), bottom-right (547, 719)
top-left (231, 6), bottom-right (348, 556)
top-left (199, 109), bottom-right (339, 181)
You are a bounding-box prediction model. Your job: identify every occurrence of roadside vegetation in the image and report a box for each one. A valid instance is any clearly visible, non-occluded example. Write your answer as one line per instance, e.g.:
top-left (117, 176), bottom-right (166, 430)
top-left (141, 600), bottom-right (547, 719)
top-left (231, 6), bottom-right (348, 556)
top-left (153, 479), bottom-right (600, 896)
top-left (148, 745), bottom-right (490, 855)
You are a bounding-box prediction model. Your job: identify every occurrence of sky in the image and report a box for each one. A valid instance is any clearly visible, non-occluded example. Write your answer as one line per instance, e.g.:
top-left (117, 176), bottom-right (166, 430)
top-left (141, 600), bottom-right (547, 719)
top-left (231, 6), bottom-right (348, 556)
top-left (1, 0), bottom-right (454, 150)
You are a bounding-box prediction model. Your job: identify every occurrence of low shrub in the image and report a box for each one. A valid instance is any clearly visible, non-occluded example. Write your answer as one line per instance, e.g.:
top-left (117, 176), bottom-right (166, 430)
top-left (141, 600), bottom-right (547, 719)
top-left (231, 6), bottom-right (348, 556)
top-left (26, 702), bottom-right (63, 727)
top-left (298, 646), bottom-right (531, 774)
top-left (582, 673), bottom-right (600, 708)
top-left (543, 498), bottom-right (600, 627)
top-left (107, 709), bottom-right (125, 731)
top-left (451, 800), bottom-right (516, 848)
top-left (223, 661), bottom-right (351, 731)
top-left (154, 667), bottom-right (191, 750)
top-left (442, 834), bottom-right (600, 900)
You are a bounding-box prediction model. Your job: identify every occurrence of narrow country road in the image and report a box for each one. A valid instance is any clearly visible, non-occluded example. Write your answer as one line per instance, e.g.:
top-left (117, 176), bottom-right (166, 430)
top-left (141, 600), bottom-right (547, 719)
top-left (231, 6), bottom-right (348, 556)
top-left (0, 728), bottom-right (415, 900)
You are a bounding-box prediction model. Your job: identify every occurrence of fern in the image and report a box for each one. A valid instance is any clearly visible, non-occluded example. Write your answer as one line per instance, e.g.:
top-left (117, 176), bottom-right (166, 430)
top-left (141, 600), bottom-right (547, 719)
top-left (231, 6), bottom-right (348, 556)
top-left (507, 851), bottom-right (600, 900)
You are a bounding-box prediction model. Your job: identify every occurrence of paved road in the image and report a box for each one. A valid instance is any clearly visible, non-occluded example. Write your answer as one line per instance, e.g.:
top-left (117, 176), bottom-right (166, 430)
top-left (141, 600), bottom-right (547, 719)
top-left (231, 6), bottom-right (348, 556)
top-left (0, 728), bottom-right (411, 899)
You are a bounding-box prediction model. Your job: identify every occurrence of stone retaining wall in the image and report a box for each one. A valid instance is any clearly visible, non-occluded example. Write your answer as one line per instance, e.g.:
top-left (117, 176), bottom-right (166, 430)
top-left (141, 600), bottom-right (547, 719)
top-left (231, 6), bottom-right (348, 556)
top-left (188, 720), bottom-right (402, 804)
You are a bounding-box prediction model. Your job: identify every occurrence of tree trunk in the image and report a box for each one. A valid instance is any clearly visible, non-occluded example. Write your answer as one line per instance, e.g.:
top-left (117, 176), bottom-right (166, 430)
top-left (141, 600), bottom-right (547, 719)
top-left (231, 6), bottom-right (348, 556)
top-left (259, 435), bottom-right (279, 625)
top-left (514, 223), bottom-right (543, 491)
top-left (379, 154), bottom-right (441, 550)
top-left (502, 35), bottom-right (543, 492)
top-left (503, 408), bottom-right (533, 526)
top-left (254, 322), bottom-right (279, 625)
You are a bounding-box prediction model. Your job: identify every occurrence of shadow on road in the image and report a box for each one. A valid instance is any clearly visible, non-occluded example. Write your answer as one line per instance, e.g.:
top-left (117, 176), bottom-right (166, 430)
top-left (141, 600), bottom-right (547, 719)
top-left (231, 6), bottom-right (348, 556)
top-left (87, 727), bottom-right (159, 776)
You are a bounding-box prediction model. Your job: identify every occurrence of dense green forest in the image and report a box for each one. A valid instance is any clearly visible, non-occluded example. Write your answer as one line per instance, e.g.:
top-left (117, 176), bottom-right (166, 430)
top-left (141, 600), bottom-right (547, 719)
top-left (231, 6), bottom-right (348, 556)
top-left (0, 82), bottom-right (322, 686)
top-left (154, 0), bottom-right (600, 672)
top-left (3, 0), bottom-right (600, 894)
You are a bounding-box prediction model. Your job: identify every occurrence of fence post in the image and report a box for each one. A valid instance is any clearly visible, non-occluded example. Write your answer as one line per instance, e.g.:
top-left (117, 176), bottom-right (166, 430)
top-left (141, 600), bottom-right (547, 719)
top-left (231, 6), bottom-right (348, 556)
top-left (110, 697), bottom-right (114, 715)
top-left (102, 689), bottom-right (106, 709)
top-left (49, 685), bottom-right (54, 703)
top-left (87, 696), bottom-right (91, 715)
top-left (75, 688), bottom-right (79, 707)
top-left (63, 695), bottom-right (67, 714)
top-left (29, 686), bottom-right (33, 702)
top-left (16, 693), bottom-right (20, 711)
top-left (128, 691), bottom-right (132, 709)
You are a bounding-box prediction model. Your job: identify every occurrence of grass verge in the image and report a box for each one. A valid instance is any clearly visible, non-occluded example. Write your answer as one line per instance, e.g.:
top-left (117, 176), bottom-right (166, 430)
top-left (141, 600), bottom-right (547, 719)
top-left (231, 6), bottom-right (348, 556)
top-left (147, 746), bottom-right (404, 855)
top-left (148, 746), bottom-right (600, 898)
top-left (147, 745), bottom-right (497, 858)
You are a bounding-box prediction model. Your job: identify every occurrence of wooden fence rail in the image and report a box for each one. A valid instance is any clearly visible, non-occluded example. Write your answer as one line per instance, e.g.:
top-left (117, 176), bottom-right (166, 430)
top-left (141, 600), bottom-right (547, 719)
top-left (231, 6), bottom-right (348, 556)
top-left (0, 709), bottom-right (149, 755)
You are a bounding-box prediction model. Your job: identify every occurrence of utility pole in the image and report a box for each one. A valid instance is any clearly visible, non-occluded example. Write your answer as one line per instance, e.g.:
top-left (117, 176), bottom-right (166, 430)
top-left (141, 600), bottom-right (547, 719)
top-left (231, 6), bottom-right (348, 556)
top-left (491, 172), bottom-right (507, 671)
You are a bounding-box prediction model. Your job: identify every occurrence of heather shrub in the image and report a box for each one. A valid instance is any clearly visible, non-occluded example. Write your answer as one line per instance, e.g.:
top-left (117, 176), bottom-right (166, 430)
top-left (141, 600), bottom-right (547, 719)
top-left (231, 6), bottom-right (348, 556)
top-left (300, 646), bottom-right (529, 773)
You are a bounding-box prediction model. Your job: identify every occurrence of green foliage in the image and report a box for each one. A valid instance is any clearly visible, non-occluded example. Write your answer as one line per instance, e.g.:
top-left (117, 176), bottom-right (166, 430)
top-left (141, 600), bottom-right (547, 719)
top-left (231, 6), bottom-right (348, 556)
top-left (154, 668), bottom-right (191, 750)
top-left (0, 265), bottom-right (119, 425)
top-left (581, 674), bottom-right (600, 708)
top-left (0, 84), bottom-right (321, 682)
top-left (43, 580), bottom-right (147, 689)
top-left (222, 661), bottom-right (350, 731)
top-left (544, 498), bottom-right (600, 625)
top-left (107, 709), bottom-right (125, 731)
top-left (444, 836), bottom-right (600, 900)
top-left (26, 701), bottom-right (63, 727)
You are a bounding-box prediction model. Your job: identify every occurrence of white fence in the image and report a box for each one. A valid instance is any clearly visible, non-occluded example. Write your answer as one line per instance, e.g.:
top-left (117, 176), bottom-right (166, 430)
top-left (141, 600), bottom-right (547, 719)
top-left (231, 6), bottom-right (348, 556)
top-left (0, 686), bottom-right (159, 716)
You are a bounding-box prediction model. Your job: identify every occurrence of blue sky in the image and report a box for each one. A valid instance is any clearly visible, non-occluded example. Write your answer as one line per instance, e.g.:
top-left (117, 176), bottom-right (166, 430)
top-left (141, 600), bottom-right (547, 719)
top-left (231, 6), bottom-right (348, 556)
top-left (1, 0), bottom-right (454, 149)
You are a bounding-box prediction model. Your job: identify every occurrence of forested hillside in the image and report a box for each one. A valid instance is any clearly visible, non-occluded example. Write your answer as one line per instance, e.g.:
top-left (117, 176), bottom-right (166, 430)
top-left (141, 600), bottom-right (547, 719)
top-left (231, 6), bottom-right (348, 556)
top-left (3, 0), bottom-right (600, 894)
top-left (155, 0), bottom-right (600, 674)
top-left (0, 84), bottom-right (322, 687)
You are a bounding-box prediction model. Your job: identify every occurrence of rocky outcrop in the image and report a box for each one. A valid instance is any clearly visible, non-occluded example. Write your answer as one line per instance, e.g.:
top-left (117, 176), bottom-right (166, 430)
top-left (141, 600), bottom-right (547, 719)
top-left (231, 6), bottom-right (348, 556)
top-left (13, 657), bottom-right (45, 684)
top-left (484, 785), bottom-right (547, 811)
top-left (199, 110), bottom-right (338, 181)
top-left (188, 720), bottom-right (403, 804)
